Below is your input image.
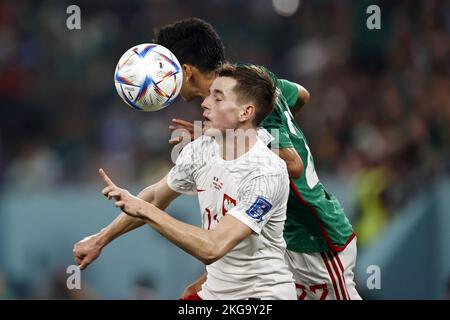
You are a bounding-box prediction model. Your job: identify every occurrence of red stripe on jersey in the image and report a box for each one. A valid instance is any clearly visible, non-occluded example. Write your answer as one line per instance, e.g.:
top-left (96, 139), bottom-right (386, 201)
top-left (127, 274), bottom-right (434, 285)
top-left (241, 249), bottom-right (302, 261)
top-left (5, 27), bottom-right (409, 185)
top-left (320, 252), bottom-right (340, 300)
top-left (333, 251), bottom-right (351, 300)
top-left (327, 252), bottom-right (347, 300)
top-left (289, 179), bottom-right (356, 253)
top-left (205, 208), bottom-right (212, 230)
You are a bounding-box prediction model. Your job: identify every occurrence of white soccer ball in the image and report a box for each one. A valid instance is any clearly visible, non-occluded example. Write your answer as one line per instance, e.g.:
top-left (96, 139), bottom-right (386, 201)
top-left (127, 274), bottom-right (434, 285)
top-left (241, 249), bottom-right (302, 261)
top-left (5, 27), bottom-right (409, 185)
top-left (114, 43), bottom-right (183, 111)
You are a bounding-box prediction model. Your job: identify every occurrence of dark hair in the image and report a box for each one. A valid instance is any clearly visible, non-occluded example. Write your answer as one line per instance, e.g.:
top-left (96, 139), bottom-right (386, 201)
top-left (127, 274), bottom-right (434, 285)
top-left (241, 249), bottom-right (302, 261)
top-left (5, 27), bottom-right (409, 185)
top-left (154, 18), bottom-right (225, 73)
top-left (218, 64), bottom-right (277, 126)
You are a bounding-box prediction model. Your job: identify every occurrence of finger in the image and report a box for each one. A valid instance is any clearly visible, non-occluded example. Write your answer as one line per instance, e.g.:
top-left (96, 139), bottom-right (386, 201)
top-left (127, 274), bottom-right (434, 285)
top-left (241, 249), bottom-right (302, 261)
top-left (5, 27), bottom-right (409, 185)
top-left (102, 186), bottom-right (114, 196)
top-left (74, 256), bottom-right (82, 265)
top-left (169, 123), bottom-right (189, 131)
top-left (99, 168), bottom-right (115, 187)
top-left (168, 136), bottom-right (183, 145)
top-left (172, 118), bottom-right (194, 128)
top-left (79, 261), bottom-right (88, 270)
top-left (107, 190), bottom-right (121, 200)
top-left (115, 200), bottom-right (124, 208)
top-left (78, 257), bottom-right (88, 269)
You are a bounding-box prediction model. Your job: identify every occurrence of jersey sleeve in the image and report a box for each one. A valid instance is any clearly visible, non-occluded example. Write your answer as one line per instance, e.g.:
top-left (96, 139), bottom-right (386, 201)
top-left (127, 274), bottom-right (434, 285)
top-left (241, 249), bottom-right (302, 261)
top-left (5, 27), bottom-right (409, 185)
top-left (257, 65), bottom-right (299, 109)
top-left (277, 78), bottom-right (299, 108)
top-left (273, 125), bottom-right (294, 149)
top-left (261, 118), bottom-right (294, 149)
top-left (227, 173), bottom-right (288, 235)
top-left (166, 142), bottom-right (200, 195)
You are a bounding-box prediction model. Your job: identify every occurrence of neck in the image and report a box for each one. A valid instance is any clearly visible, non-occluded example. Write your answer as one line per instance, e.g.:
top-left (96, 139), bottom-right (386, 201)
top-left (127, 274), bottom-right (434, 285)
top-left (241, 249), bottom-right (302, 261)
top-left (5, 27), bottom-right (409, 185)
top-left (219, 127), bottom-right (258, 161)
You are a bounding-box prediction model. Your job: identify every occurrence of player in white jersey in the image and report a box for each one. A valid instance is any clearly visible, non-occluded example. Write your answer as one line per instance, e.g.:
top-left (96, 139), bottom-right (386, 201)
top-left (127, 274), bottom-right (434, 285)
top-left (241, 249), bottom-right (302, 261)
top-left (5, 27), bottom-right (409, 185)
top-left (89, 64), bottom-right (296, 300)
top-left (167, 135), bottom-right (293, 299)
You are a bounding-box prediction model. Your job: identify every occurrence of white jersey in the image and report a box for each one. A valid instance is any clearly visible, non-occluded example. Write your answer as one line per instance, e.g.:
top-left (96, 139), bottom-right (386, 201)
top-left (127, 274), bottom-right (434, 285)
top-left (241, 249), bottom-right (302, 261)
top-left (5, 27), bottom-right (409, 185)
top-left (167, 136), bottom-right (296, 300)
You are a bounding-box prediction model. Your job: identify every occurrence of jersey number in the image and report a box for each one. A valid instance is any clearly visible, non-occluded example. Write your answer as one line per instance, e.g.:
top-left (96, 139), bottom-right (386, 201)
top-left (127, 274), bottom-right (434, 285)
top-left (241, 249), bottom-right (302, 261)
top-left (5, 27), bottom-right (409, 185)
top-left (296, 283), bottom-right (329, 300)
top-left (283, 110), bottom-right (298, 137)
top-left (283, 110), bottom-right (319, 188)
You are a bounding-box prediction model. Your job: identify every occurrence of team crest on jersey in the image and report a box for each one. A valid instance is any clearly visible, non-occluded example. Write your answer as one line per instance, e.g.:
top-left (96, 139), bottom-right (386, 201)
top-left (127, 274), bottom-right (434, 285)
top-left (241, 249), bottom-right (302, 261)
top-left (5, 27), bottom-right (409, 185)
top-left (245, 196), bottom-right (272, 222)
top-left (222, 194), bottom-right (236, 215)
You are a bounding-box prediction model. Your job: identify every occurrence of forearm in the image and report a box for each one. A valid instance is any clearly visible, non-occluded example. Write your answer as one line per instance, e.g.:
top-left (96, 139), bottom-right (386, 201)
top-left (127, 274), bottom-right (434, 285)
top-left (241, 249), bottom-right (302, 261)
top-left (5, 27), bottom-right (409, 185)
top-left (95, 213), bottom-right (145, 247)
top-left (138, 204), bottom-right (218, 264)
top-left (96, 183), bottom-right (167, 248)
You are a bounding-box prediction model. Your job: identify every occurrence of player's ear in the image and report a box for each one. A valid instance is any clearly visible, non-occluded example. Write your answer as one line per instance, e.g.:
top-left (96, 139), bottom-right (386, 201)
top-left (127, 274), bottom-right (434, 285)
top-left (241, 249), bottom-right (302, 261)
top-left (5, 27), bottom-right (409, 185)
top-left (182, 64), bottom-right (193, 82)
top-left (240, 104), bottom-right (256, 123)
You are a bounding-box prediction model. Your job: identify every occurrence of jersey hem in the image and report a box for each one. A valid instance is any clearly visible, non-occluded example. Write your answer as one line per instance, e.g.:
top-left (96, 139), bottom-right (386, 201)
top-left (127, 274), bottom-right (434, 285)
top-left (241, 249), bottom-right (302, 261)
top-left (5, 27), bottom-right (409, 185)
top-left (289, 179), bottom-right (356, 253)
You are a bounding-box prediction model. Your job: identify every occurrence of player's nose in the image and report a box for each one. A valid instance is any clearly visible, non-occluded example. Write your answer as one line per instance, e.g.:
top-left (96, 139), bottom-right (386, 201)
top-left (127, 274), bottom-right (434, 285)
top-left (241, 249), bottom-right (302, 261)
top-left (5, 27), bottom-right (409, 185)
top-left (201, 97), bottom-right (211, 110)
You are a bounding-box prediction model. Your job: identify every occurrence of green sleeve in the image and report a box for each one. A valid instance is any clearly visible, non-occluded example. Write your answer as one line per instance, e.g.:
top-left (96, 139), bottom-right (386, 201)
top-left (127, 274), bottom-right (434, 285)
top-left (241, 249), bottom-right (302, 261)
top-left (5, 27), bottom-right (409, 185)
top-left (277, 79), bottom-right (299, 108)
top-left (261, 120), bottom-right (294, 149)
top-left (256, 65), bottom-right (299, 109)
top-left (274, 125), bottom-right (294, 149)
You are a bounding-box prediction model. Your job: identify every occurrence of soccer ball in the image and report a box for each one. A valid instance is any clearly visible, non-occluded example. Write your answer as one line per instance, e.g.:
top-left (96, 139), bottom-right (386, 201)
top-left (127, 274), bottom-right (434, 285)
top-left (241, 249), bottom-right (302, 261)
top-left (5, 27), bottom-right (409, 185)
top-left (114, 43), bottom-right (183, 112)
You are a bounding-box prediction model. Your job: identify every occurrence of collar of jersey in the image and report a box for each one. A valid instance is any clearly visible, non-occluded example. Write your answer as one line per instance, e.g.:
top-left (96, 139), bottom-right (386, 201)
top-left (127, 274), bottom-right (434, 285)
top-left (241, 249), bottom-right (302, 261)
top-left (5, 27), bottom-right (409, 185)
top-left (214, 137), bottom-right (264, 165)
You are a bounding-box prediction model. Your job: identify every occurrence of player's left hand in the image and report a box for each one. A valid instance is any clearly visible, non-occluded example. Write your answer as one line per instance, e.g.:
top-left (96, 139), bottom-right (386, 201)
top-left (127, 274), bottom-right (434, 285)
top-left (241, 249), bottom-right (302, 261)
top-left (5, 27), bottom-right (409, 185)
top-left (99, 168), bottom-right (147, 219)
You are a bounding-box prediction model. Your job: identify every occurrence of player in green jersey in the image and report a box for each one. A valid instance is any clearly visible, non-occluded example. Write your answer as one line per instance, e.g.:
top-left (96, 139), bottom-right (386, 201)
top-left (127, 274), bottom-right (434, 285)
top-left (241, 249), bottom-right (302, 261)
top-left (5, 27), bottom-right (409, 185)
top-left (260, 68), bottom-right (360, 299)
top-left (73, 17), bottom-right (360, 300)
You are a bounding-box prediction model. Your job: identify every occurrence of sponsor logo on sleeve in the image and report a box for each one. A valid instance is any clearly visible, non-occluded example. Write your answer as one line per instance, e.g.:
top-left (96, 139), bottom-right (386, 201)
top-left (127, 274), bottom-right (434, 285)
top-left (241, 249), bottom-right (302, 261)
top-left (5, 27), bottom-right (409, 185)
top-left (245, 196), bottom-right (272, 222)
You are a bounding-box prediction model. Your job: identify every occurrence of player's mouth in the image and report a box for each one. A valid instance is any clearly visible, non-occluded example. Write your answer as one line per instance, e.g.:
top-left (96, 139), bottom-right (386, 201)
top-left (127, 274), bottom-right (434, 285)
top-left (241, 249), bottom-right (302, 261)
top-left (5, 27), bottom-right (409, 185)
top-left (202, 115), bottom-right (211, 124)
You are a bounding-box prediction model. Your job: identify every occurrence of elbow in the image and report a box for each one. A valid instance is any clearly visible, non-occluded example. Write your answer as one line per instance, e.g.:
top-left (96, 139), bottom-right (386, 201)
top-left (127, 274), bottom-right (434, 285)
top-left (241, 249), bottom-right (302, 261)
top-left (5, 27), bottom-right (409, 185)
top-left (287, 165), bottom-right (302, 179)
top-left (201, 251), bottom-right (220, 265)
top-left (202, 257), bottom-right (218, 266)
top-left (287, 158), bottom-right (303, 180)
top-left (200, 242), bottom-right (226, 265)
top-left (299, 86), bottom-right (310, 105)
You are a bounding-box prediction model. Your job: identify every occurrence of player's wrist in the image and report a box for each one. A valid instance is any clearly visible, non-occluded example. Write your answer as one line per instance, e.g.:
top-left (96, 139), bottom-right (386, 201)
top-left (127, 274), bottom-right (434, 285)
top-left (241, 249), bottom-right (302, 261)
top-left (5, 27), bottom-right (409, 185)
top-left (94, 228), bottom-right (112, 248)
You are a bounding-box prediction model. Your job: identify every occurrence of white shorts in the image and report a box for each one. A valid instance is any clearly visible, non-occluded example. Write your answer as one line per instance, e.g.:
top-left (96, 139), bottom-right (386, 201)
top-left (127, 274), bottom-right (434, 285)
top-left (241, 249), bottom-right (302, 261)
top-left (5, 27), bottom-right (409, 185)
top-left (285, 237), bottom-right (362, 300)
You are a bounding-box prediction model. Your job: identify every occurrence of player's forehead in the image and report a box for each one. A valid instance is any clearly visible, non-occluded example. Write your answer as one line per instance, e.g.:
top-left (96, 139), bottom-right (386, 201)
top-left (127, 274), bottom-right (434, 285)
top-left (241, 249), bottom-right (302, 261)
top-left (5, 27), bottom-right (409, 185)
top-left (210, 77), bottom-right (237, 99)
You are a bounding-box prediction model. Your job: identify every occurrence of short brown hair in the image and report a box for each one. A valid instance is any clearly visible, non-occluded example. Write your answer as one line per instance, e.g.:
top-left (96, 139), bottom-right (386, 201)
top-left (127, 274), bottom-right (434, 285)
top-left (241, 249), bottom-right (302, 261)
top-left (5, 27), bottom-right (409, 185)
top-left (217, 64), bottom-right (277, 126)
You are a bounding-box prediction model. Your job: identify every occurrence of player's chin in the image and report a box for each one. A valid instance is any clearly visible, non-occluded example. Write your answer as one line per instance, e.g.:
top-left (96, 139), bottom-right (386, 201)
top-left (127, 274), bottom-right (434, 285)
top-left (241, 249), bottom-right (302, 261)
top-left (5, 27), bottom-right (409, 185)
top-left (180, 91), bottom-right (196, 102)
top-left (203, 123), bottom-right (221, 136)
top-left (178, 93), bottom-right (188, 102)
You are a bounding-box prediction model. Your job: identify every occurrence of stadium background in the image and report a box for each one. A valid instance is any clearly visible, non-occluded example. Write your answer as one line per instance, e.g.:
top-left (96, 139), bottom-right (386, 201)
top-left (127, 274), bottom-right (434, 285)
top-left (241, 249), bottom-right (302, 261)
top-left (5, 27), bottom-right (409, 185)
top-left (0, 0), bottom-right (449, 299)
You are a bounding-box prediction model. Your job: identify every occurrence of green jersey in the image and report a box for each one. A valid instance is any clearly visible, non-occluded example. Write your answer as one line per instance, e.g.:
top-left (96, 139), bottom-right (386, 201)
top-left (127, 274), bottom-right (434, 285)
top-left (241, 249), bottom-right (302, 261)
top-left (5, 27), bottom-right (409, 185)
top-left (259, 66), bottom-right (355, 253)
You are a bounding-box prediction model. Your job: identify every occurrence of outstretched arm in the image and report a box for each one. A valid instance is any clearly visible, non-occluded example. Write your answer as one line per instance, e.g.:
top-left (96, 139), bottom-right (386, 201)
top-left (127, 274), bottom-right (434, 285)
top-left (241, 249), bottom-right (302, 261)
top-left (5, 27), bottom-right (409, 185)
top-left (100, 169), bottom-right (252, 265)
top-left (73, 174), bottom-right (179, 270)
top-left (97, 175), bottom-right (178, 246)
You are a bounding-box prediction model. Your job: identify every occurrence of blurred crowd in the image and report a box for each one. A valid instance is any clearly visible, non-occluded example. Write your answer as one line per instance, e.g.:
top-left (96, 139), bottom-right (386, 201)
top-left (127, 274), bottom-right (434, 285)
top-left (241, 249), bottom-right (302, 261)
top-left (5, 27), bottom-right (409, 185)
top-left (0, 0), bottom-right (449, 298)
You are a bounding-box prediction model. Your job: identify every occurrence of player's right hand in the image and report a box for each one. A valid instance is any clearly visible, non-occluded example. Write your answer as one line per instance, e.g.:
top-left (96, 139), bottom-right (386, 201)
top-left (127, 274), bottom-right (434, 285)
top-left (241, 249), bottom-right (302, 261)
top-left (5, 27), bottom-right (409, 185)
top-left (73, 234), bottom-right (103, 270)
top-left (168, 118), bottom-right (201, 145)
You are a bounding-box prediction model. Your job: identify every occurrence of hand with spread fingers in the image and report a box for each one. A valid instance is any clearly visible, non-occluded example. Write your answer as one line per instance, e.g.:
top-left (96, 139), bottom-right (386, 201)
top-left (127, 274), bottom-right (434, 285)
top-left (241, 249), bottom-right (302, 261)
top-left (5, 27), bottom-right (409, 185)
top-left (99, 168), bottom-right (149, 219)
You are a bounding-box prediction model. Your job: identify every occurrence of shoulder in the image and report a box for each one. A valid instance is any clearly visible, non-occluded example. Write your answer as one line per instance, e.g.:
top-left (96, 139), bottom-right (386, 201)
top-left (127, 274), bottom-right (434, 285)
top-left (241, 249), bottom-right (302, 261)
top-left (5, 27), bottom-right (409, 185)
top-left (186, 135), bottom-right (216, 152)
top-left (248, 140), bottom-right (288, 177)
